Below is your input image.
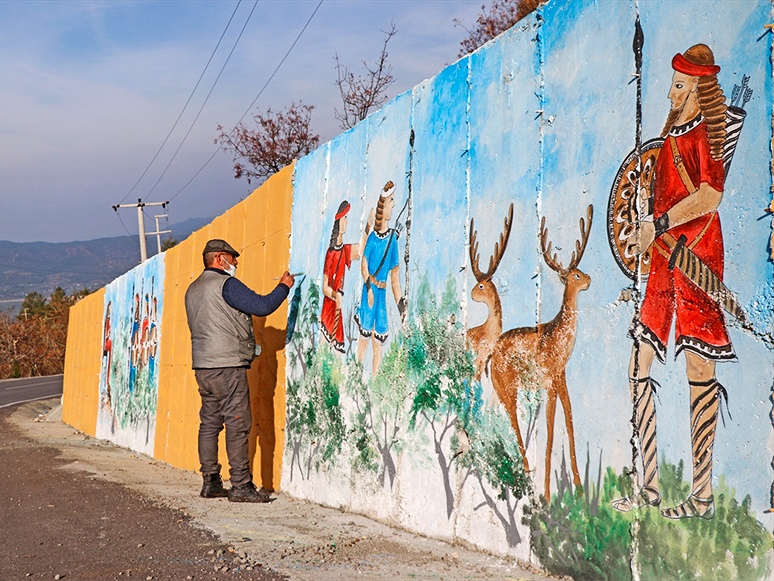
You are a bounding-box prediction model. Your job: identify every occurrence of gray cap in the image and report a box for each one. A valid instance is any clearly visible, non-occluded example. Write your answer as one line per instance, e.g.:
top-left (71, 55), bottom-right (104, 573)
top-left (202, 239), bottom-right (240, 257)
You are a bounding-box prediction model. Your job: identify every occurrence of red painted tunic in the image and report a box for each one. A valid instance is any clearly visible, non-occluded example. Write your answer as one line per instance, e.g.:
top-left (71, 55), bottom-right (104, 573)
top-left (320, 244), bottom-right (352, 352)
top-left (638, 117), bottom-right (734, 363)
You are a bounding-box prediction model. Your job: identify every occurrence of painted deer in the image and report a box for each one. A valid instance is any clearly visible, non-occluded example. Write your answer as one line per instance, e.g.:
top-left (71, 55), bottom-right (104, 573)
top-left (466, 203), bottom-right (514, 382)
top-left (489, 204), bottom-right (593, 502)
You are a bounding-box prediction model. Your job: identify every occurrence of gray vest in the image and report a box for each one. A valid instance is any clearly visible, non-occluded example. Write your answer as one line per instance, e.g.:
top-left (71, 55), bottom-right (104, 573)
top-left (185, 269), bottom-right (256, 369)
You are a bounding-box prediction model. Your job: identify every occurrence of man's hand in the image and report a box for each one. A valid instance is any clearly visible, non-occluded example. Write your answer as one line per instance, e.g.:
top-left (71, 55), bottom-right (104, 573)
top-left (637, 221), bottom-right (656, 255)
top-left (279, 271), bottom-right (295, 288)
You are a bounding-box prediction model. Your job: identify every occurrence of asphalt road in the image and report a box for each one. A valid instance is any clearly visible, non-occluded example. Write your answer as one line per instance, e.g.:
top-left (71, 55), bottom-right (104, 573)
top-left (0, 374), bottom-right (64, 409)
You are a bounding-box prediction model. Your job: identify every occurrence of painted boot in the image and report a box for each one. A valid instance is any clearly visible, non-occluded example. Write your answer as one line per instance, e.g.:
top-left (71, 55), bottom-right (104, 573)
top-left (612, 377), bottom-right (661, 512)
top-left (661, 379), bottom-right (722, 520)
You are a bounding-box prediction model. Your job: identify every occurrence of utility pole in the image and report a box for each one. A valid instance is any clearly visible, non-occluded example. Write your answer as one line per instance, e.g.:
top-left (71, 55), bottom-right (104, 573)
top-left (149, 213), bottom-right (172, 254)
top-left (112, 199), bottom-right (169, 262)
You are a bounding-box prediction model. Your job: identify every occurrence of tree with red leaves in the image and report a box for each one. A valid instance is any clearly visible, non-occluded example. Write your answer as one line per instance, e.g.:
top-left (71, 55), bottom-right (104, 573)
top-left (216, 101), bottom-right (320, 185)
top-left (0, 288), bottom-right (89, 379)
top-left (456, 0), bottom-right (543, 57)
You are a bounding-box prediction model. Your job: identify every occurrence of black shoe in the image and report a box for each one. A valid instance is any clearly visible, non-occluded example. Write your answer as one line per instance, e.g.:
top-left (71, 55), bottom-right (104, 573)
top-left (228, 481), bottom-right (272, 503)
top-left (200, 473), bottom-right (229, 498)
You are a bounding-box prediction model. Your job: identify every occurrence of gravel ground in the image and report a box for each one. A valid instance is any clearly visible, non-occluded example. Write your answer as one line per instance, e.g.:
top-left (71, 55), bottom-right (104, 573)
top-left (8, 399), bottom-right (554, 581)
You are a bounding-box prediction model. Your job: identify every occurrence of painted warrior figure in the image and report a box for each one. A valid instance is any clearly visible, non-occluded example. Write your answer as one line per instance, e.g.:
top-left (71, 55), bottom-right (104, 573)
top-left (148, 296), bottom-right (159, 378)
top-left (613, 44), bottom-right (733, 519)
top-left (129, 292), bottom-right (141, 393)
top-left (355, 181), bottom-right (406, 373)
top-left (141, 293), bottom-right (151, 367)
top-left (102, 300), bottom-right (113, 404)
top-left (320, 200), bottom-right (372, 353)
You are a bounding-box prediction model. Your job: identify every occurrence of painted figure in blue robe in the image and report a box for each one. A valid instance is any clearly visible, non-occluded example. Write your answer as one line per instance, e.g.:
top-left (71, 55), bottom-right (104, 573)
top-left (129, 292), bottom-right (141, 393)
top-left (355, 181), bottom-right (406, 373)
top-left (148, 295), bottom-right (158, 381)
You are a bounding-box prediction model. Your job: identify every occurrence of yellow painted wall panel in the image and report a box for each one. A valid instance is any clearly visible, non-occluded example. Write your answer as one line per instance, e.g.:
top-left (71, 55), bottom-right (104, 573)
top-left (226, 200), bottom-right (247, 256)
top-left (208, 213), bottom-right (229, 244)
top-left (242, 163), bottom-right (293, 490)
top-left (62, 288), bottom-right (105, 435)
top-left (154, 244), bottom-right (180, 462)
top-left (182, 364), bottom-right (201, 471)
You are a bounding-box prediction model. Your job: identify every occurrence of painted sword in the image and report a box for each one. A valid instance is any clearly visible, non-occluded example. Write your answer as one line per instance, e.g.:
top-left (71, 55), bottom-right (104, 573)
top-left (661, 232), bottom-right (747, 324)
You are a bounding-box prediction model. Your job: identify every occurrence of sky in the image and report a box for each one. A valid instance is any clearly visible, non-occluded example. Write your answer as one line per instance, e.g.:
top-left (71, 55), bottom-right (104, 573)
top-left (0, 0), bottom-right (483, 243)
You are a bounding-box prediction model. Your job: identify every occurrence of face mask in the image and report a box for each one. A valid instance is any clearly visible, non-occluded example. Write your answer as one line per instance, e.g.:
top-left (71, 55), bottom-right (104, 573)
top-left (221, 258), bottom-right (236, 277)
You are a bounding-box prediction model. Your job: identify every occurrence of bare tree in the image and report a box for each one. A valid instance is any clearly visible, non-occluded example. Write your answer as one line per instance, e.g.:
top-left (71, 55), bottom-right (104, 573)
top-left (456, 0), bottom-right (543, 57)
top-left (334, 23), bottom-right (397, 130)
top-left (216, 101), bottom-right (320, 185)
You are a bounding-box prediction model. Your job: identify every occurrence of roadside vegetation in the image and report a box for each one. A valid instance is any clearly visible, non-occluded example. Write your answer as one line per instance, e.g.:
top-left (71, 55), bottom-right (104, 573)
top-left (0, 287), bottom-right (89, 379)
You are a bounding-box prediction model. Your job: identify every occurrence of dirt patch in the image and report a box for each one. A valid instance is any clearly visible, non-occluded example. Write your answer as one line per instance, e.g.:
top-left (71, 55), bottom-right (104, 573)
top-left (11, 399), bottom-right (553, 581)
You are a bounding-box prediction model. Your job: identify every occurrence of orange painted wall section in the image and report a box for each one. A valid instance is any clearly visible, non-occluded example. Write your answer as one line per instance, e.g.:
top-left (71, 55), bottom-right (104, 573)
top-left (153, 163), bottom-right (294, 490)
top-left (62, 287), bottom-right (105, 435)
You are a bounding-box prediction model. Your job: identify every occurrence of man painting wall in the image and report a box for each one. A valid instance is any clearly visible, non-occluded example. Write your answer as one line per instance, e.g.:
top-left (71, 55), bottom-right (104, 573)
top-left (186, 239), bottom-right (295, 503)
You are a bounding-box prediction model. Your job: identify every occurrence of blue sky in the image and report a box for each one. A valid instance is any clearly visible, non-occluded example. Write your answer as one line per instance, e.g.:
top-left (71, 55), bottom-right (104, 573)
top-left (0, 0), bottom-right (482, 243)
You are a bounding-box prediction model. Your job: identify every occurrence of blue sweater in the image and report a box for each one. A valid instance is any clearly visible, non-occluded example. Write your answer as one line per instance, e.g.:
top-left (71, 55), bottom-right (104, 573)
top-left (204, 268), bottom-right (289, 316)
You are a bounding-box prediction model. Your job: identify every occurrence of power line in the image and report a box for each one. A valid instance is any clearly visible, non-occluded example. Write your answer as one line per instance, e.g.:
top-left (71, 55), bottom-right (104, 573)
top-left (144, 0), bottom-right (261, 199)
top-left (170, 0), bottom-right (324, 202)
top-left (236, 0), bottom-right (324, 126)
top-left (116, 211), bottom-right (138, 242)
top-left (118, 0), bottom-right (243, 205)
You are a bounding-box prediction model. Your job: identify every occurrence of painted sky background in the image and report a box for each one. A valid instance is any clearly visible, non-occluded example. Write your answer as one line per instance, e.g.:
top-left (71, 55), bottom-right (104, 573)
top-left (0, 0), bottom-right (485, 243)
top-left (288, 0), bottom-right (774, 518)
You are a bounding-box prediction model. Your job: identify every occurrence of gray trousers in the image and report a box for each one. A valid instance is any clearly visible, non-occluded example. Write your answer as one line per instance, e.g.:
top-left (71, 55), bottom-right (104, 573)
top-left (195, 367), bottom-right (252, 487)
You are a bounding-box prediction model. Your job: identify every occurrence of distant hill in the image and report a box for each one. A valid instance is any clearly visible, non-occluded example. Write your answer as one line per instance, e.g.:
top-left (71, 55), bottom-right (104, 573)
top-left (0, 217), bottom-right (212, 302)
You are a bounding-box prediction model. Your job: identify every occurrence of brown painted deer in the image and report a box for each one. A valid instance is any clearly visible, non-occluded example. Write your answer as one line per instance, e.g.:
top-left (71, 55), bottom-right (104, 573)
top-left (489, 204), bottom-right (593, 502)
top-left (467, 203), bottom-right (514, 382)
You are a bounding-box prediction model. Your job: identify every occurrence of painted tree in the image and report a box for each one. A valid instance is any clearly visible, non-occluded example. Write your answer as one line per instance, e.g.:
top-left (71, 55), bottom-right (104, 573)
top-left (334, 23), bottom-right (397, 130)
top-left (216, 101), bottom-right (320, 185)
top-left (456, 0), bottom-right (543, 57)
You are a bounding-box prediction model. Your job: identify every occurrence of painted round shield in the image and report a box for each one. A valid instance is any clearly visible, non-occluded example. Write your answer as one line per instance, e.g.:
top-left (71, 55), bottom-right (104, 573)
top-left (607, 138), bottom-right (664, 281)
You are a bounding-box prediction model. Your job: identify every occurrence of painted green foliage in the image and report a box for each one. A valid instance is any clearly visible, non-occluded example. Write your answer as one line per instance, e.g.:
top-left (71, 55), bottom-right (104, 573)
top-left (284, 270), bottom-right (531, 536)
top-left (524, 453), bottom-right (772, 581)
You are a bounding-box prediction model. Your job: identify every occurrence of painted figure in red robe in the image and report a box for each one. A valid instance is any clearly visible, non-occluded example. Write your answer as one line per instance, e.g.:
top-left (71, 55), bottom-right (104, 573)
top-left (320, 200), bottom-right (373, 353)
top-left (614, 44), bottom-right (732, 520)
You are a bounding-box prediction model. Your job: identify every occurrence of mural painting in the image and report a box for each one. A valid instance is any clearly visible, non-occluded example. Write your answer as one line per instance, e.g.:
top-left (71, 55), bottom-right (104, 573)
top-left (354, 181), bottom-right (407, 373)
top-left (490, 205), bottom-right (593, 504)
top-left (282, 0), bottom-right (773, 578)
top-left (97, 254), bottom-right (164, 456)
top-left (611, 41), bottom-right (746, 520)
top-left (320, 199), bottom-right (371, 354)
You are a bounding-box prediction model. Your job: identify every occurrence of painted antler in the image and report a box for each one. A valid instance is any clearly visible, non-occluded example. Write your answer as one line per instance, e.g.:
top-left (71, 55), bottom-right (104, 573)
top-left (469, 203), bottom-right (514, 282)
top-left (467, 203), bottom-right (515, 382)
top-left (540, 217), bottom-right (564, 274)
top-left (567, 205), bottom-right (593, 272)
top-left (540, 204), bottom-right (593, 275)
